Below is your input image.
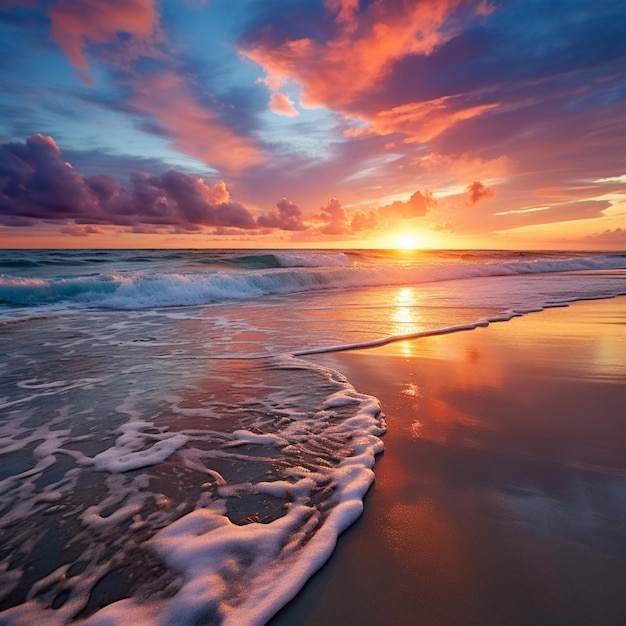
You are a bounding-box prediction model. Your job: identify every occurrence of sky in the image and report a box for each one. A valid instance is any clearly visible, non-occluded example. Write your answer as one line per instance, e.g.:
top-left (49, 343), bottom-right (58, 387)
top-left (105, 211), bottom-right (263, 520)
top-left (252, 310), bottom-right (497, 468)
top-left (1, 0), bottom-right (625, 250)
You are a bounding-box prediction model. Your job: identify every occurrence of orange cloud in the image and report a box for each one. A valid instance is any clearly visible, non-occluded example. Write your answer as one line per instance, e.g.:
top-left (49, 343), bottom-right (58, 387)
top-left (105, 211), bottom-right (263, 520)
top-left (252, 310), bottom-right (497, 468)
top-left (351, 209), bottom-right (379, 231)
top-left (323, 189), bottom-right (437, 234)
top-left (354, 98), bottom-right (499, 143)
top-left (372, 190), bottom-right (437, 228)
top-left (49, 0), bottom-right (161, 76)
top-left (131, 72), bottom-right (264, 172)
top-left (243, 0), bottom-right (485, 111)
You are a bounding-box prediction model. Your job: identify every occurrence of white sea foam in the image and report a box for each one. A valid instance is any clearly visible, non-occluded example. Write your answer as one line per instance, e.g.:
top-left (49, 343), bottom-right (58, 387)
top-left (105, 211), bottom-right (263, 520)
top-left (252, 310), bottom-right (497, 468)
top-left (91, 430), bottom-right (189, 473)
top-left (0, 312), bottom-right (386, 625)
top-left (274, 252), bottom-right (352, 268)
top-left (225, 429), bottom-right (289, 447)
top-left (77, 371), bottom-right (384, 626)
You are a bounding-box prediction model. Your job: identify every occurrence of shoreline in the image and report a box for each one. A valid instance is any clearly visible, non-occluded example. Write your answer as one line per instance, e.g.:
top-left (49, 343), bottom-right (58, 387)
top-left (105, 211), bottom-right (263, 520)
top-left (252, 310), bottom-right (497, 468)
top-left (270, 296), bottom-right (626, 625)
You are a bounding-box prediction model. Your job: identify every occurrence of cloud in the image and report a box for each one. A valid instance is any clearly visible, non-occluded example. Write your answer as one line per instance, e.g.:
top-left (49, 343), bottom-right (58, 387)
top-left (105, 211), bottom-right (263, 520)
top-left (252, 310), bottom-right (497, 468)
top-left (324, 0), bottom-right (360, 32)
top-left (0, 134), bottom-right (259, 230)
top-left (351, 209), bottom-right (379, 231)
top-left (314, 197), bottom-right (351, 235)
top-left (48, 0), bottom-right (162, 81)
top-left (44, 2), bottom-right (264, 173)
top-left (310, 189), bottom-right (436, 235)
top-left (420, 152), bottom-right (511, 182)
top-left (60, 223), bottom-right (105, 236)
top-left (351, 98), bottom-right (499, 144)
top-left (585, 227), bottom-right (626, 244)
top-left (466, 180), bottom-right (495, 205)
top-left (269, 93), bottom-right (299, 117)
top-left (130, 71), bottom-right (265, 173)
top-left (377, 190), bottom-right (437, 223)
top-left (0, 134), bottom-right (100, 220)
top-left (429, 220), bottom-right (455, 232)
top-left (241, 0), bottom-right (495, 137)
top-left (257, 197), bottom-right (306, 230)
top-left (132, 169), bottom-right (257, 229)
top-left (1, 136), bottom-right (437, 238)
top-left (243, 0), bottom-right (484, 108)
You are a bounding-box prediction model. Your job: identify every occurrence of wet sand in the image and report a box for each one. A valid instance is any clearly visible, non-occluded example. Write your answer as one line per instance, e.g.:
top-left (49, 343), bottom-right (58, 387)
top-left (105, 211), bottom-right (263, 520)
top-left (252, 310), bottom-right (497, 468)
top-left (270, 297), bottom-right (626, 625)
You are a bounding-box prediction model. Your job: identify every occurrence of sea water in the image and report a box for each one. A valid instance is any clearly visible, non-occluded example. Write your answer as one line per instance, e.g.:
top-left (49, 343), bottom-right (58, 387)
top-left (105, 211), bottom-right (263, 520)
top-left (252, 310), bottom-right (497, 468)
top-left (0, 249), bottom-right (625, 625)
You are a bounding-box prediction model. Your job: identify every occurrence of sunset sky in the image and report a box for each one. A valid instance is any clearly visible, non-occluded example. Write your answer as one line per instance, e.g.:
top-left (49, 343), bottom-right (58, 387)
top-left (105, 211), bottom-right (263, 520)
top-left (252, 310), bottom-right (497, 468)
top-left (1, 0), bottom-right (625, 249)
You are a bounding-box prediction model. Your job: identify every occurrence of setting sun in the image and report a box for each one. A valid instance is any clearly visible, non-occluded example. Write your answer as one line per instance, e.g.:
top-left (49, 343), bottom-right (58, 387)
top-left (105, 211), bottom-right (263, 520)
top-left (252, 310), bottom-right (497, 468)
top-left (392, 233), bottom-right (425, 250)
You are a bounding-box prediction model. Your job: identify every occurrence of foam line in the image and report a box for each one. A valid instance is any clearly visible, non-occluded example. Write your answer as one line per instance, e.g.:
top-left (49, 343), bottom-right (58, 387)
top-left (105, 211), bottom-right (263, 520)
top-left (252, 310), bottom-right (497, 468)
top-left (293, 320), bottom-right (492, 355)
top-left (292, 295), bottom-right (620, 356)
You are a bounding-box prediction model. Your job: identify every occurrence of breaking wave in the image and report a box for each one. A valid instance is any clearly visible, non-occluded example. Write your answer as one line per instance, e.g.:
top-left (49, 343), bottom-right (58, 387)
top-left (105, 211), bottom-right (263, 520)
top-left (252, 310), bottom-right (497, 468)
top-left (1, 251), bottom-right (625, 314)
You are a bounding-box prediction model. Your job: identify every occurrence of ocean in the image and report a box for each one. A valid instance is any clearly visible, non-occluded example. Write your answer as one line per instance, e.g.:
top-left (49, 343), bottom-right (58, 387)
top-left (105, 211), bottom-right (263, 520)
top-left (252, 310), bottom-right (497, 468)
top-left (1, 248), bottom-right (625, 625)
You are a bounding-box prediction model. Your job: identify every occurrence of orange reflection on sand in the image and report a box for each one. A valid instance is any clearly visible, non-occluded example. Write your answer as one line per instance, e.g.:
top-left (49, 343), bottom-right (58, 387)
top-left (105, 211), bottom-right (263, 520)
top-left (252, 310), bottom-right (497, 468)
top-left (516, 303), bottom-right (626, 382)
top-left (383, 499), bottom-right (469, 587)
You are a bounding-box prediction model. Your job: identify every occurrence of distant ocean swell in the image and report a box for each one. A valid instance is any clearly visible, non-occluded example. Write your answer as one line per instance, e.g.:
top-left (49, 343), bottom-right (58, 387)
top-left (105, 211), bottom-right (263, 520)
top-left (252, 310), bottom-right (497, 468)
top-left (2, 251), bottom-right (625, 314)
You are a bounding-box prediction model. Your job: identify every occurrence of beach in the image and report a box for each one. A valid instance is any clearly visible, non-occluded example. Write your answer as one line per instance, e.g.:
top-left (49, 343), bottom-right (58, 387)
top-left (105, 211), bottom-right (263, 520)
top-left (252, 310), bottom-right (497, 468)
top-left (270, 297), bottom-right (626, 625)
top-left (1, 250), bottom-right (625, 624)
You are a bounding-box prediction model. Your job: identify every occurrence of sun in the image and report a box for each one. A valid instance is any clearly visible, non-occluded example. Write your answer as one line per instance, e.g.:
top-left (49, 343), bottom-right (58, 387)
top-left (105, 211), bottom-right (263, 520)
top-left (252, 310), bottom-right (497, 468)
top-left (392, 232), bottom-right (424, 251)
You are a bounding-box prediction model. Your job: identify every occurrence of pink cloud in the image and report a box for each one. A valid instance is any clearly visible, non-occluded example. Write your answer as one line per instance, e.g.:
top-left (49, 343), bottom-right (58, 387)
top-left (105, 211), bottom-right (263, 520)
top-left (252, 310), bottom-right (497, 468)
top-left (269, 93), bottom-right (299, 117)
top-left (46, 2), bottom-right (262, 173)
top-left (377, 190), bottom-right (437, 223)
top-left (131, 71), bottom-right (264, 172)
top-left (419, 152), bottom-right (511, 181)
top-left (314, 197), bottom-right (352, 235)
top-left (466, 180), bottom-right (495, 205)
top-left (48, 0), bottom-right (161, 77)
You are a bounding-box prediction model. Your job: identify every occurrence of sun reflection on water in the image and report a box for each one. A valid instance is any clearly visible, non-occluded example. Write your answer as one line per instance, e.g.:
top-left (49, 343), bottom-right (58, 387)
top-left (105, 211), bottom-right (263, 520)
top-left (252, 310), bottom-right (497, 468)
top-left (391, 287), bottom-right (423, 342)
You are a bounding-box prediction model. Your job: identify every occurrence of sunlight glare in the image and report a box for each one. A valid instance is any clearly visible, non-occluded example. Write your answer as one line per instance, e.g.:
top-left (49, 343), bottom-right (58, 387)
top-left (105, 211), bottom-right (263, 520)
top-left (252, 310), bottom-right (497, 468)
top-left (393, 232), bottom-right (424, 250)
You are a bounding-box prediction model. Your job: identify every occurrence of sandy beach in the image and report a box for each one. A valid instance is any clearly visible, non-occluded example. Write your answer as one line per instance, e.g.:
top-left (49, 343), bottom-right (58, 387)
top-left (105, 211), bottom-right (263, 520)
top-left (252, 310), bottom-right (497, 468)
top-left (270, 297), bottom-right (626, 626)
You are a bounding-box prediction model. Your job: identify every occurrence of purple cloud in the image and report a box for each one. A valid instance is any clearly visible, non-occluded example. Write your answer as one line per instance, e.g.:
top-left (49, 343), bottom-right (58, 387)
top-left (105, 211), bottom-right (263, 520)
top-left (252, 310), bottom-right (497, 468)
top-left (257, 197), bottom-right (306, 230)
top-left (0, 135), bottom-right (260, 231)
top-left (586, 228), bottom-right (626, 244)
